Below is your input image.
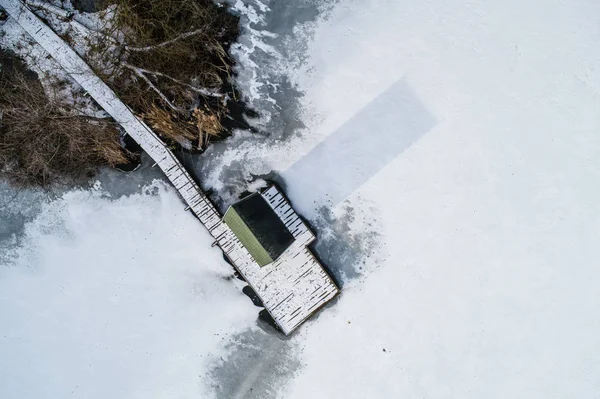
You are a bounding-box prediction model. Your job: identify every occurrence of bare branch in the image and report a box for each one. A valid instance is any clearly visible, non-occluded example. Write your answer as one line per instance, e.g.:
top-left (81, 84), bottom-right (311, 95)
top-left (121, 62), bottom-right (179, 111)
top-left (126, 64), bottom-right (223, 98)
top-left (124, 28), bottom-right (205, 52)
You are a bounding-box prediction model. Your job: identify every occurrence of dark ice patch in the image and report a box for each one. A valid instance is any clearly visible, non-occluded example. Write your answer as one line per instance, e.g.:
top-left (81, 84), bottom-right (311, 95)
top-left (207, 323), bottom-right (300, 399)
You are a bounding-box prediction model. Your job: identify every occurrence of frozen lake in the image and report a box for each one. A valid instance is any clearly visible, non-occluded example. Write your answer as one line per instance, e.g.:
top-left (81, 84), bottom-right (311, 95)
top-left (2, 0), bottom-right (600, 397)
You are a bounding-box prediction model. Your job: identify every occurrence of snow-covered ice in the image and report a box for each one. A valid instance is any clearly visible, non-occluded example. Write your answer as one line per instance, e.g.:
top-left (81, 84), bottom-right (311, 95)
top-left (0, 183), bottom-right (257, 398)
top-left (280, 0), bottom-right (600, 397)
top-left (201, 0), bottom-right (600, 397)
top-left (2, 0), bottom-right (600, 397)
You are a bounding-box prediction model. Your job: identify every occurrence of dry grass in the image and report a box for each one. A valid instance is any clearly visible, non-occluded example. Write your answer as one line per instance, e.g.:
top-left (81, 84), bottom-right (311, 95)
top-left (193, 106), bottom-right (222, 147)
top-left (141, 104), bottom-right (196, 142)
top-left (141, 104), bottom-right (224, 147)
top-left (0, 54), bottom-right (127, 187)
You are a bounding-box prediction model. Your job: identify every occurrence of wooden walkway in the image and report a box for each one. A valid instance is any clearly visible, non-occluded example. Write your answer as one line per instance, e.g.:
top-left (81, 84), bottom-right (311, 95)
top-left (2, 0), bottom-right (338, 335)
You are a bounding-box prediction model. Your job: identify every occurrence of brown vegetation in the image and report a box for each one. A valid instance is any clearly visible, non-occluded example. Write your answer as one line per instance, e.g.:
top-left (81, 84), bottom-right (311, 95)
top-left (141, 104), bottom-right (221, 147)
top-left (0, 54), bottom-right (126, 187)
top-left (0, 0), bottom-right (251, 188)
top-left (87, 0), bottom-right (243, 148)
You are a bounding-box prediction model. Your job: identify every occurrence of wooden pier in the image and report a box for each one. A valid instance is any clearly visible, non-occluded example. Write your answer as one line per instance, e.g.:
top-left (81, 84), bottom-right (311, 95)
top-left (1, 0), bottom-right (339, 335)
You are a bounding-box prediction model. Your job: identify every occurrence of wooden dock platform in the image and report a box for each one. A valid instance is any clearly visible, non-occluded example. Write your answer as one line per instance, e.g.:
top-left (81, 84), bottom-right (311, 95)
top-left (2, 0), bottom-right (339, 335)
top-left (216, 185), bottom-right (339, 334)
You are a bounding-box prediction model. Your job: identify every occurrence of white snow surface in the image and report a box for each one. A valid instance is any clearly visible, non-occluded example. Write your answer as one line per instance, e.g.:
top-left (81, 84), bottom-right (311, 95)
top-left (282, 0), bottom-right (600, 397)
top-left (0, 183), bottom-right (257, 398)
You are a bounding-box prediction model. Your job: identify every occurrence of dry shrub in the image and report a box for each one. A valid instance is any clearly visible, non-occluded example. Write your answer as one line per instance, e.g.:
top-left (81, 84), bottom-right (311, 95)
top-left (97, 0), bottom-right (240, 149)
top-left (141, 104), bottom-right (223, 147)
top-left (111, 0), bottom-right (237, 88)
top-left (104, 0), bottom-right (238, 110)
top-left (141, 104), bottom-right (196, 142)
top-left (193, 106), bottom-right (222, 147)
top-left (0, 54), bottom-right (127, 187)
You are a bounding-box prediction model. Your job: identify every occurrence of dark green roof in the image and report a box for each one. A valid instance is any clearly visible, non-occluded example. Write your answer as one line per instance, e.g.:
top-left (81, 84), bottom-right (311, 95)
top-left (223, 193), bottom-right (294, 266)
